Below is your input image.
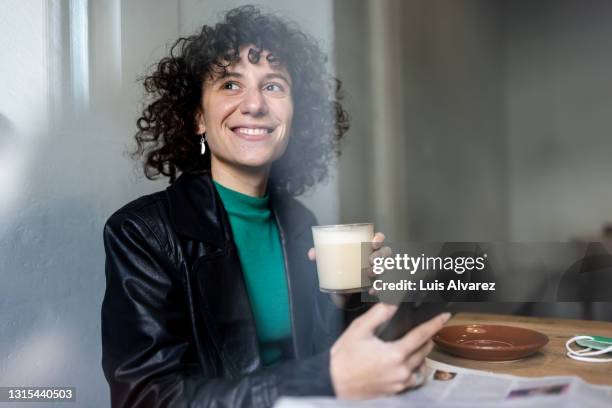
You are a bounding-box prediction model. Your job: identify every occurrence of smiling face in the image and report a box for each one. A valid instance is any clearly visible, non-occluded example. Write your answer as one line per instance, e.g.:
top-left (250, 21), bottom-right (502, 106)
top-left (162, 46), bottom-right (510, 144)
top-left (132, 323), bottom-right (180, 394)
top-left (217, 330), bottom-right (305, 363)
top-left (196, 46), bottom-right (294, 178)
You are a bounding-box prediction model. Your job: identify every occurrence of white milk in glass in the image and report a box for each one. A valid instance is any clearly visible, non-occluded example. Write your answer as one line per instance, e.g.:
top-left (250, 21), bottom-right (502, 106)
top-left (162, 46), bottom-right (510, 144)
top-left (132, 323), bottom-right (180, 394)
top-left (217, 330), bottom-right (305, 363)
top-left (312, 223), bottom-right (373, 293)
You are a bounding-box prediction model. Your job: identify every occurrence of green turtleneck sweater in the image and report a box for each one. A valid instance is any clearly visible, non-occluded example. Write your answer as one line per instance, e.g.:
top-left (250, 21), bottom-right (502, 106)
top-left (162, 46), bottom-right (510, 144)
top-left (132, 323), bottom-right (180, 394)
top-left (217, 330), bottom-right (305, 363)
top-left (213, 181), bottom-right (291, 366)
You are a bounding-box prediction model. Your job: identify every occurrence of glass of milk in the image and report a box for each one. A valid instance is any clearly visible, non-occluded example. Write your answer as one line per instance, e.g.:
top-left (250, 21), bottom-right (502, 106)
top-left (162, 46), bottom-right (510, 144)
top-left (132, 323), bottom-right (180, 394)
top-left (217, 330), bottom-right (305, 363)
top-left (311, 223), bottom-right (374, 293)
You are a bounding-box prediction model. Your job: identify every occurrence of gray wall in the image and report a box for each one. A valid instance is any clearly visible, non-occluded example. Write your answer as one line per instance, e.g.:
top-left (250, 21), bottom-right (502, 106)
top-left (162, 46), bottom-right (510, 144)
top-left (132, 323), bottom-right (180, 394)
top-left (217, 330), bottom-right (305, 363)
top-left (336, 0), bottom-right (612, 243)
top-left (336, 0), bottom-right (508, 241)
top-left (400, 0), bottom-right (508, 241)
top-left (0, 1), bottom-right (336, 406)
top-left (506, 0), bottom-right (612, 241)
top-left (334, 0), bottom-right (612, 319)
top-left (502, 0), bottom-right (612, 320)
top-left (334, 0), bottom-right (374, 227)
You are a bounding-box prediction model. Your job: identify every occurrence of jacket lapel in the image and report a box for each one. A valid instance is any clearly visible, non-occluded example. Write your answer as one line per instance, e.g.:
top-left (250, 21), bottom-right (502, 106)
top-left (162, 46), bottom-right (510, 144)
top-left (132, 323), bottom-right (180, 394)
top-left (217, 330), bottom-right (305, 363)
top-left (166, 173), bottom-right (260, 377)
top-left (269, 190), bottom-right (319, 359)
top-left (166, 172), bottom-right (228, 246)
top-left (192, 247), bottom-right (261, 376)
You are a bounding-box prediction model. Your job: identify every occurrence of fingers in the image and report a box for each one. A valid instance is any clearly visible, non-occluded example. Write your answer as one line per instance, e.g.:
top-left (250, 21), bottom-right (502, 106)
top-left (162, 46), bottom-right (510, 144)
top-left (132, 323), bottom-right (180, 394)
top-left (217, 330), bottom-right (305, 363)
top-left (406, 362), bottom-right (427, 389)
top-left (369, 245), bottom-right (392, 265)
top-left (392, 354), bottom-right (428, 393)
top-left (349, 302), bottom-right (397, 336)
top-left (372, 232), bottom-right (385, 250)
top-left (393, 312), bottom-right (451, 355)
top-left (368, 246), bottom-right (392, 278)
top-left (308, 247), bottom-right (315, 261)
top-left (369, 232), bottom-right (391, 284)
top-left (404, 340), bottom-right (434, 371)
top-left (369, 232), bottom-right (391, 279)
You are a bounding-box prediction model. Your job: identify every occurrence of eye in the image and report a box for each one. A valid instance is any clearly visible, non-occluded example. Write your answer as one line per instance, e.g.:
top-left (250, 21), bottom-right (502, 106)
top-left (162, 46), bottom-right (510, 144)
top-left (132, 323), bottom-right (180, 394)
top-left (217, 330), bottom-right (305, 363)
top-left (221, 81), bottom-right (240, 90)
top-left (264, 83), bottom-right (284, 92)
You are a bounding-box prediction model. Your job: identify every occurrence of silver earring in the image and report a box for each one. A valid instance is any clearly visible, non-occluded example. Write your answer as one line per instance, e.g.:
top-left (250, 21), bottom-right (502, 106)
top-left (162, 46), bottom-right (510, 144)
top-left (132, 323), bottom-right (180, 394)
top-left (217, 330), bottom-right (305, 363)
top-left (200, 133), bottom-right (206, 155)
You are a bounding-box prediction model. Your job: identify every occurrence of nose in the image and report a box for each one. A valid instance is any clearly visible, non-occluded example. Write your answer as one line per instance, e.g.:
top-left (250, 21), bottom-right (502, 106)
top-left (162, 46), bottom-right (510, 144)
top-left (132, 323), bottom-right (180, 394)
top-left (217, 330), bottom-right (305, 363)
top-left (239, 88), bottom-right (268, 116)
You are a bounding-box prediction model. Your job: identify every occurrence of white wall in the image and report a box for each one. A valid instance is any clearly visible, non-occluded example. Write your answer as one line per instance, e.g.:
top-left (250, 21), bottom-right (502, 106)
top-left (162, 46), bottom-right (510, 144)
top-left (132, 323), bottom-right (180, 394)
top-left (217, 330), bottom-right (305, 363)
top-left (0, 0), bottom-right (47, 220)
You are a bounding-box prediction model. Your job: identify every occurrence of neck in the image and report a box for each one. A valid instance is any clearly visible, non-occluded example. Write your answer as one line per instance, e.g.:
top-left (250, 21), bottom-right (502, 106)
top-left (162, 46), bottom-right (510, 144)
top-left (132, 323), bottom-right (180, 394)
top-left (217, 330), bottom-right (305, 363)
top-left (211, 156), bottom-right (270, 197)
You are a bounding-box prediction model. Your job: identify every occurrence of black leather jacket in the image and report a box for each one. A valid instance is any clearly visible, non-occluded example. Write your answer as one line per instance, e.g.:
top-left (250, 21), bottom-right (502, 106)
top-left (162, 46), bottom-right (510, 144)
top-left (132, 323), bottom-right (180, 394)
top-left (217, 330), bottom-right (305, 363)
top-left (101, 172), bottom-right (347, 407)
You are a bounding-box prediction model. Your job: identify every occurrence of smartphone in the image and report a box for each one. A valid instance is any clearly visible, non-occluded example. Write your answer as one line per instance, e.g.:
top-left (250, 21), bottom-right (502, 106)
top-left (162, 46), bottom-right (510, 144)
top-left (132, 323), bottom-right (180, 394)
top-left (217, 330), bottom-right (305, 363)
top-left (375, 300), bottom-right (450, 342)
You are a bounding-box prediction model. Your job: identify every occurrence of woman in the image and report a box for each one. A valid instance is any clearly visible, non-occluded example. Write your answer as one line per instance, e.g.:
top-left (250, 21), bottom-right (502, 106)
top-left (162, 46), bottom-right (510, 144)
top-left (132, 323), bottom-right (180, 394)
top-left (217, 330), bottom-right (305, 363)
top-left (101, 6), bottom-right (449, 407)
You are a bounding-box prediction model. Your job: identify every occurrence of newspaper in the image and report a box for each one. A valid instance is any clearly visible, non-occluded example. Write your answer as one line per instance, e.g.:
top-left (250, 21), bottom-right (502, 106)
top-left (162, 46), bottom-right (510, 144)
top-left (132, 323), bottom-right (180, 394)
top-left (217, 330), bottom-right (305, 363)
top-left (275, 359), bottom-right (612, 408)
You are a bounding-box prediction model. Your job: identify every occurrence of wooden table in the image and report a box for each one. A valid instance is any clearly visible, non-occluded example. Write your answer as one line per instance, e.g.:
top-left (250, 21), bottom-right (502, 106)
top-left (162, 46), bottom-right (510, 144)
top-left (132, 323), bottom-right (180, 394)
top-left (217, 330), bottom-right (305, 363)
top-left (428, 313), bottom-right (612, 386)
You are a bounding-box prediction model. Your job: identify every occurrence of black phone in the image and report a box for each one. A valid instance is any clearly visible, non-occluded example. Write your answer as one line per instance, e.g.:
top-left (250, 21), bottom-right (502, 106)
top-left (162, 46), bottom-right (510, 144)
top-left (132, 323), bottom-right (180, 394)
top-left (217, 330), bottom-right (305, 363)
top-left (375, 300), bottom-right (450, 342)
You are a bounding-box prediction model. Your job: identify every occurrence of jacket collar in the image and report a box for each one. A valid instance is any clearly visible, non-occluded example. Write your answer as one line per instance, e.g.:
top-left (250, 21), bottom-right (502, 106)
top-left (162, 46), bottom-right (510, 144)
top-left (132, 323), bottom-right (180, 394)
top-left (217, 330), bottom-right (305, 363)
top-left (165, 171), bottom-right (312, 245)
top-left (166, 171), bottom-right (229, 247)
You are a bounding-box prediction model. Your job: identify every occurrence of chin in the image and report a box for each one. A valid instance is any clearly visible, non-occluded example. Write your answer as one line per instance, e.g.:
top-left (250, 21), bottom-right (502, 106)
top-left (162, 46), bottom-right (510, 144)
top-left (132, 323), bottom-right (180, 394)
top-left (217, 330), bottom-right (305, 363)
top-left (235, 150), bottom-right (284, 169)
top-left (235, 156), bottom-right (277, 170)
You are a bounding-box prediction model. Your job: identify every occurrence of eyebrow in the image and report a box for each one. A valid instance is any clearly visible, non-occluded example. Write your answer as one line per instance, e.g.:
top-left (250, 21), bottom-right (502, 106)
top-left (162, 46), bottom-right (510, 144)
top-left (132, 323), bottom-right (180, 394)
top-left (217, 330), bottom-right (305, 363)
top-left (214, 71), bottom-right (291, 85)
top-left (263, 73), bottom-right (291, 85)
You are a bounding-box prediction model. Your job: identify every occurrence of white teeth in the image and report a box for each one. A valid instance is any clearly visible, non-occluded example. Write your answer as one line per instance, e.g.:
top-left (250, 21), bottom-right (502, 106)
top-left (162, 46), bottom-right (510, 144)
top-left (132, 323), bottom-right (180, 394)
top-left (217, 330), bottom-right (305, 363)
top-left (234, 127), bottom-right (270, 135)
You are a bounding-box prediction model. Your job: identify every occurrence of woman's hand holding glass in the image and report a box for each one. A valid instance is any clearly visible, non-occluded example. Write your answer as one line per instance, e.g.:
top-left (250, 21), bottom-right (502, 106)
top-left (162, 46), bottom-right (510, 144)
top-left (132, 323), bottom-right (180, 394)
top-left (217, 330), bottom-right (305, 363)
top-left (308, 232), bottom-right (450, 398)
top-left (308, 232), bottom-right (391, 306)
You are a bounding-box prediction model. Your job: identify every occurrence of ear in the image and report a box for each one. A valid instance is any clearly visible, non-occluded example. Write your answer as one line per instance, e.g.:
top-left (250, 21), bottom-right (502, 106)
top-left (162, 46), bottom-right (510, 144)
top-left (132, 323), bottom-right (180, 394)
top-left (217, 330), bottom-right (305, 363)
top-left (195, 109), bottom-right (206, 134)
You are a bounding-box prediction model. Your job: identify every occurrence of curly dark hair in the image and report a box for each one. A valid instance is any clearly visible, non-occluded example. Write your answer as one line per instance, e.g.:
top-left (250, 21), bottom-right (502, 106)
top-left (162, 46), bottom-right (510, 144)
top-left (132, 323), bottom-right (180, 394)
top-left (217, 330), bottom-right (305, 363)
top-left (133, 5), bottom-right (349, 196)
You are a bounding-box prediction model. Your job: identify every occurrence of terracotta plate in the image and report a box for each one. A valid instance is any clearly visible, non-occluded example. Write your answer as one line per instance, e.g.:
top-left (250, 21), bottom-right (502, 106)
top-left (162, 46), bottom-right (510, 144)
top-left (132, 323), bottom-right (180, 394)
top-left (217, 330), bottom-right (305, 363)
top-left (433, 324), bottom-right (549, 361)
